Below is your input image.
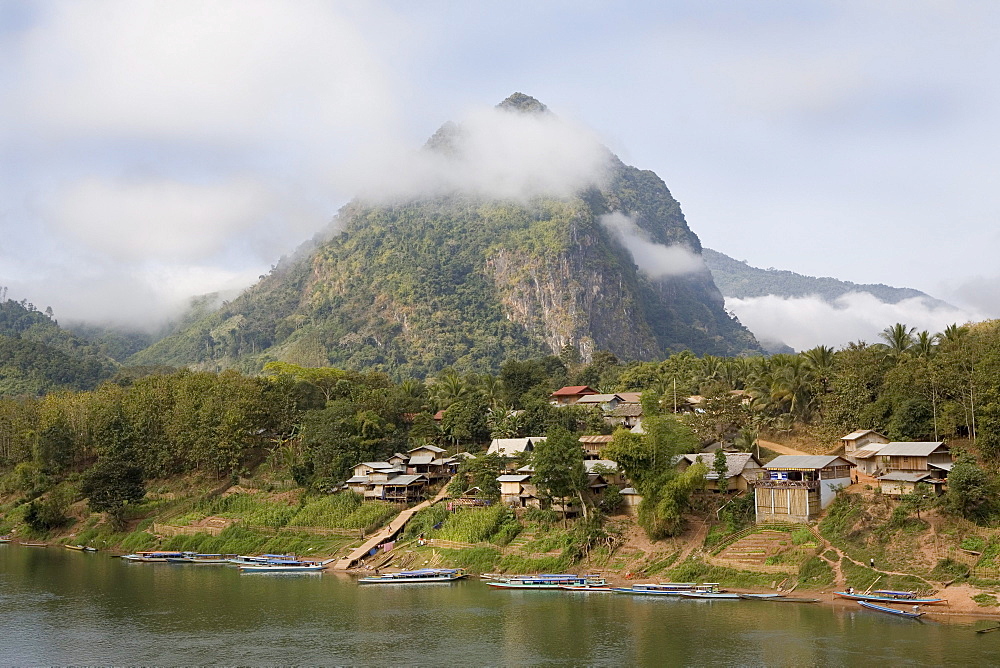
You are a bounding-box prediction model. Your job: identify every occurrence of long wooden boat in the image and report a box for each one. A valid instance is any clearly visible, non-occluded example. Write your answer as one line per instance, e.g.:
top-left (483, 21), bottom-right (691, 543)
top-left (19, 542), bottom-right (48, 548)
top-left (834, 590), bottom-right (945, 605)
top-left (64, 544), bottom-right (97, 552)
top-left (680, 591), bottom-right (741, 599)
top-left (166, 553), bottom-right (231, 565)
top-left (358, 568), bottom-right (467, 584)
top-left (228, 554), bottom-right (298, 566)
top-left (858, 600), bottom-right (925, 619)
top-left (739, 594), bottom-right (819, 603)
top-left (560, 584), bottom-right (614, 592)
top-left (122, 551), bottom-right (186, 562)
top-left (0, 536), bottom-right (12, 543)
top-left (239, 558), bottom-right (333, 573)
top-left (612, 582), bottom-right (721, 596)
top-left (488, 574), bottom-right (606, 590)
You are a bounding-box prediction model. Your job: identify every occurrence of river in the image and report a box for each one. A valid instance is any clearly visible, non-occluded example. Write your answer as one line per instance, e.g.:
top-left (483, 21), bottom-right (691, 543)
top-left (2, 544), bottom-right (999, 666)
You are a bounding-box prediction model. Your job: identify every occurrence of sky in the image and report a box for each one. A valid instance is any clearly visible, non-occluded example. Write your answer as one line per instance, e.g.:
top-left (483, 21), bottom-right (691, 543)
top-left (2, 0), bottom-right (999, 350)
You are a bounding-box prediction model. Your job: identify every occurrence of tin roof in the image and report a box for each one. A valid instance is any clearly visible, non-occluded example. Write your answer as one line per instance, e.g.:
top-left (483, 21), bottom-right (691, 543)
top-left (487, 437), bottom-right (544, 456)
top-left (764, 455), bottom-right (853, 471)
top-left (408, 444), bottom-right (446, 454)
top-left (851, 447), bottom-right (886, 459)
top-left (680, 452), bottom-right (760, 479)
top-left (360, 461), bottom-right (394, 469)
top-left (842, 429), bottom-right (880, 440)
top-left (877, 442), bottom-right (947, 457)
top-left (408, 454), bottom-right (435, 465)
top-left (610, 404), bottom-right (643, 417)
top-left (384, 474), bottom-right (427, 486)
top-left (576, 394), bottom-right (621, 404)
top-left (579, 434), bottom-right (615, 444)
top-left (878, 472), bottom-right (931, 483)
top-left (585, 459), bottom-right (619, 473)
top-left (550, 385), bottom-right (599, 397)
top-left (498, 474), bottom-right (531, 483)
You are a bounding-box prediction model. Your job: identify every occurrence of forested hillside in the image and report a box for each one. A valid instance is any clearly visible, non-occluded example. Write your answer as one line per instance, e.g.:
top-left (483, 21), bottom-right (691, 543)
top-left (0, 299), bottom-right (120, 396)
top-left (131, 94), bottom-right (760, 377)
top-left (703, 248), bottom-right (950, 306)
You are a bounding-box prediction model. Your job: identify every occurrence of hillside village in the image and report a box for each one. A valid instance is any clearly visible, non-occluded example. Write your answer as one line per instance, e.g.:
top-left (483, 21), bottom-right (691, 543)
top-left (336, 384), bottom-right (960, 575)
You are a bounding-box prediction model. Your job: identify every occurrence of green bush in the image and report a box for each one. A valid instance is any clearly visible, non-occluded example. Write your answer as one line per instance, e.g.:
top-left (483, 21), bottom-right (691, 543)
top-left (798, 557), bottom-right (835, 588)
top-left (437, 506), bottom-right (512, 543)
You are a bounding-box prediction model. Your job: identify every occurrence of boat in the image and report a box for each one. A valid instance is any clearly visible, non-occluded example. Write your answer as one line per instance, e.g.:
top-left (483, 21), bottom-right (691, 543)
top-left (121, 551), bottom-right (186, 562)
top-left (228, 553), bottom-right (298, 566)
top-left (834, 590), bottom-right (946, 605)
top-left (739, 594), bottom-right (819, 603)
top-left (19, 542), bottom-right (48, 547)
top-left (166, 553), bottom-right (232, 565)
top-left (0, 536), bottom-right (11, 543)
top-left (560, 584), bottom-right (614, 592)
top-left (239, 558), bottom-right (333, 573)
top-left (612, 582), bottom-right (722, 596)
top-left (64, 544), bottom-right (98, 552)
top-left (858, 600), bottom-right (925, 619)
top-left (680, 591), bottom-right (741, 599)
top-left (358, 568), bottom-right (467, 584)
top-left (487, 574), bottom-right (607, 590)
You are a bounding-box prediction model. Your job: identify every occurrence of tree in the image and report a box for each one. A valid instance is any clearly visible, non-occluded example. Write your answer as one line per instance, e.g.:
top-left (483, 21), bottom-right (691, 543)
top-left (880, 323), bottom-right (916, 359)
top-left (713, 448), bottom-right (730, 493)
top-left (80, 459), bottom-right (146, 530)
top-left (945, 454), bottom-right (995, 523)
top-left (532, 427), bottom-right (589, 520)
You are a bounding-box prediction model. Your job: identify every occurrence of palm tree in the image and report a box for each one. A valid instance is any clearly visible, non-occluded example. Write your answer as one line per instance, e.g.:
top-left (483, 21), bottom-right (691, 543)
top-left (879, 323), bottom-right (916, 358)
top-left (913, 330), bottom-right (936, 358)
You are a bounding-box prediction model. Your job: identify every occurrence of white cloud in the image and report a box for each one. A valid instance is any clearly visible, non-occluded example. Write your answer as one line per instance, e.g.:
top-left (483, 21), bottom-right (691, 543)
top-left (343, 104), bottom-right (613, 203)
top-left (726, 292), bottom-right (985, 352)
top-left (599, 212), bottom-right (705, 278)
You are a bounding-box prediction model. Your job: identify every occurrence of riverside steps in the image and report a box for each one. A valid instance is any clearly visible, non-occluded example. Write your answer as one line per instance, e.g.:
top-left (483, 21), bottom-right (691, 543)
top-left (333, 485), bottom-right (451, 570)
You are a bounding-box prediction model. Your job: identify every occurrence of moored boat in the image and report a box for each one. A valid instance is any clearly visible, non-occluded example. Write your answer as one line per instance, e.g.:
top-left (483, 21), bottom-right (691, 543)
top-left (19, 542), bottom-right (48, 547)
top-left (358, 568), bottom-right (467, 584)
top-left (64, 544), bottom-right (98, 552)
top-left (612, 582), bottom-right (722, 596)
top-left (122, 551), bottom-right (185, 562)
top-left (487, 574), bottom-right (606, 590)
top-left (834, 590), bottom-right (945, 605)
top-left (560, 584), bottom-right (613, 592)
top-left (229, 554), bottom-right (298, 566)
top-left (858, 600), bottom-right (925, 618)
top-left (239, 558), bottom-right (333, 573)
top-left (680, 591), bottom-right (741, 599)
top-left (166, 553), bottom-right (232, 565)
top-left (0, 536), bottom-right (12, 543)
top-left (738, 594), bottom-right (819, 603)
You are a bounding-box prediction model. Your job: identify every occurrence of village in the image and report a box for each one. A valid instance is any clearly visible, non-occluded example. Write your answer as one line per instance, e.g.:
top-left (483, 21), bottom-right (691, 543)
top-left (342, 384), bottom-right (955, 537)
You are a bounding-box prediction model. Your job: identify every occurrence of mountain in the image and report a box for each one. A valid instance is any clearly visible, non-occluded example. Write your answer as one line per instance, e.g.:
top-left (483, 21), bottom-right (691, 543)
top-left (131, 94), bottom-right (761, 377)
top-left (0, 298), bottom-right (120, 396)
top-left (702, 248), bottom-right (952, 307)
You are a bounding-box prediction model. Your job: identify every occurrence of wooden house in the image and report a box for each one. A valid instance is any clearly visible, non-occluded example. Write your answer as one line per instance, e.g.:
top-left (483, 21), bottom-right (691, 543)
top-left (877, 442), bottom-right (951, 474)
top-left (548, 385), bottom-right (600, 406)
top-left (379, 474), bottom-right (428, 503)
top-left (575, 393), bottom-right (624, 411)
top-left (754, 455), bottom-right (853, 523)
top-left (607, 404), bottom-right (643, 429)
top-left (498, 474), bottom-right (532, 506)
top-left (840, 430), bottom-right (890, 462)
top-left (487, 437), bottom-right (545, 459)
top-left (676, 452), bottom-right (764, 493)
top-left (352, 462), bottom-right (396, 478)
top-left (407, 444), bottom-right (447, 459)
top-left (579, 434), bottom-right (614, 460)
top-left (878, 472), bottom-right (940, 496)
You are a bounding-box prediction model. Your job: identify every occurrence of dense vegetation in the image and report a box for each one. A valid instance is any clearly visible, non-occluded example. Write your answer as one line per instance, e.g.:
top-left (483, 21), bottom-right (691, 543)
top-left (4, 316), bottom-right (1000, 548)
top-left (0, 298), bottom-right (121, 396)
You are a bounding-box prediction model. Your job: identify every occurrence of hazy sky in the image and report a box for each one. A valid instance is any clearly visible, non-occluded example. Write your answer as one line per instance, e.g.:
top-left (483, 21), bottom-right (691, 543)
top-left (3, 1), bottom-right (999, 349)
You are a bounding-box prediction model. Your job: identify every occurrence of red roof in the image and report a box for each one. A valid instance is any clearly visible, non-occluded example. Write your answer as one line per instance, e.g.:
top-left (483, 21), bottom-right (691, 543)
top-left (550, 385), bottom-right (599, 397)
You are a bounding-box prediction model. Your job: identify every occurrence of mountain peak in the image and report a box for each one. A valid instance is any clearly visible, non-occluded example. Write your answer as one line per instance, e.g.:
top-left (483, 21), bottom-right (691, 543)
top-left (497, 92), bottom-right (548, 114)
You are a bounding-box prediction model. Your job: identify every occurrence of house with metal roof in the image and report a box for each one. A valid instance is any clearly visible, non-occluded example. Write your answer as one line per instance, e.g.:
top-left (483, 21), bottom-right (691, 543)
top-left (548, 385), bottom-right (600, 406)
top-left (875, 442), bottom-right (951, 494)
top-left (840, 430), bottom-right (890, 464)
top-left (487, 437), bottom-right (545, 458)
top-left (676, 452), bottom-right (764, 493)
top-left (576, 393), bottom-right (624, 411)
top-left (579, 434), bottom-right (614, 459)
top-left (753, 455), bottom-right (853, 523)
top-left (497, 474), bottom-right (533, 506)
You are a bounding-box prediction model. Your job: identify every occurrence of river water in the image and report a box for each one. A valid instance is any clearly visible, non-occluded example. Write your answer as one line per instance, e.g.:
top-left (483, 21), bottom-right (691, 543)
top-left (3, 545), bottom-right (999, 666)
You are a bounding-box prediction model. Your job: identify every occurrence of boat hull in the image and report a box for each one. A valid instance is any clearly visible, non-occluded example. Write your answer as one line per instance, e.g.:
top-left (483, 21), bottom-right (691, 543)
top-left (858, 601), bottom-right (925, 618)
top-left (835, 591), bottom-right (945, 605)
top-left (240, 565), bottom-right (326, 573)
top-left (359, 575), bottom-right (465, 584)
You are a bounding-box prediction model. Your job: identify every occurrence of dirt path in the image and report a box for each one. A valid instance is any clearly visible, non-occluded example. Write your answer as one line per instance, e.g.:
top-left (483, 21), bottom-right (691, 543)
top-left (757, 439), bottom-right (810, 456)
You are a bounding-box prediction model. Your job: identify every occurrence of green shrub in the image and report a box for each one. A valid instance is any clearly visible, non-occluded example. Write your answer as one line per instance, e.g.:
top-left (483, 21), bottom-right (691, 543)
top-left (438, 506), bottom-right (512, 543)
top-left (798, 557), bottom-right (835, 588)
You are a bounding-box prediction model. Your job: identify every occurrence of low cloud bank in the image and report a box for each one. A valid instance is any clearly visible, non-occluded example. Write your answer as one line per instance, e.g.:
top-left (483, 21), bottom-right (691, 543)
top-left (727, 292), bottom-right (986, 352)
top-left (599, 212), bottom-right (706, 278)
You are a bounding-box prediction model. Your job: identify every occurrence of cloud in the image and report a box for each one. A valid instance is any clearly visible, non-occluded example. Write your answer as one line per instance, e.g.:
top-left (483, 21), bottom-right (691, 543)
top-left (343, 104), bottom-right (614, 203)
top-left (726, 292), bottom-right (986, 352)
top-left (598, 212), bottom-right (706, 278)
